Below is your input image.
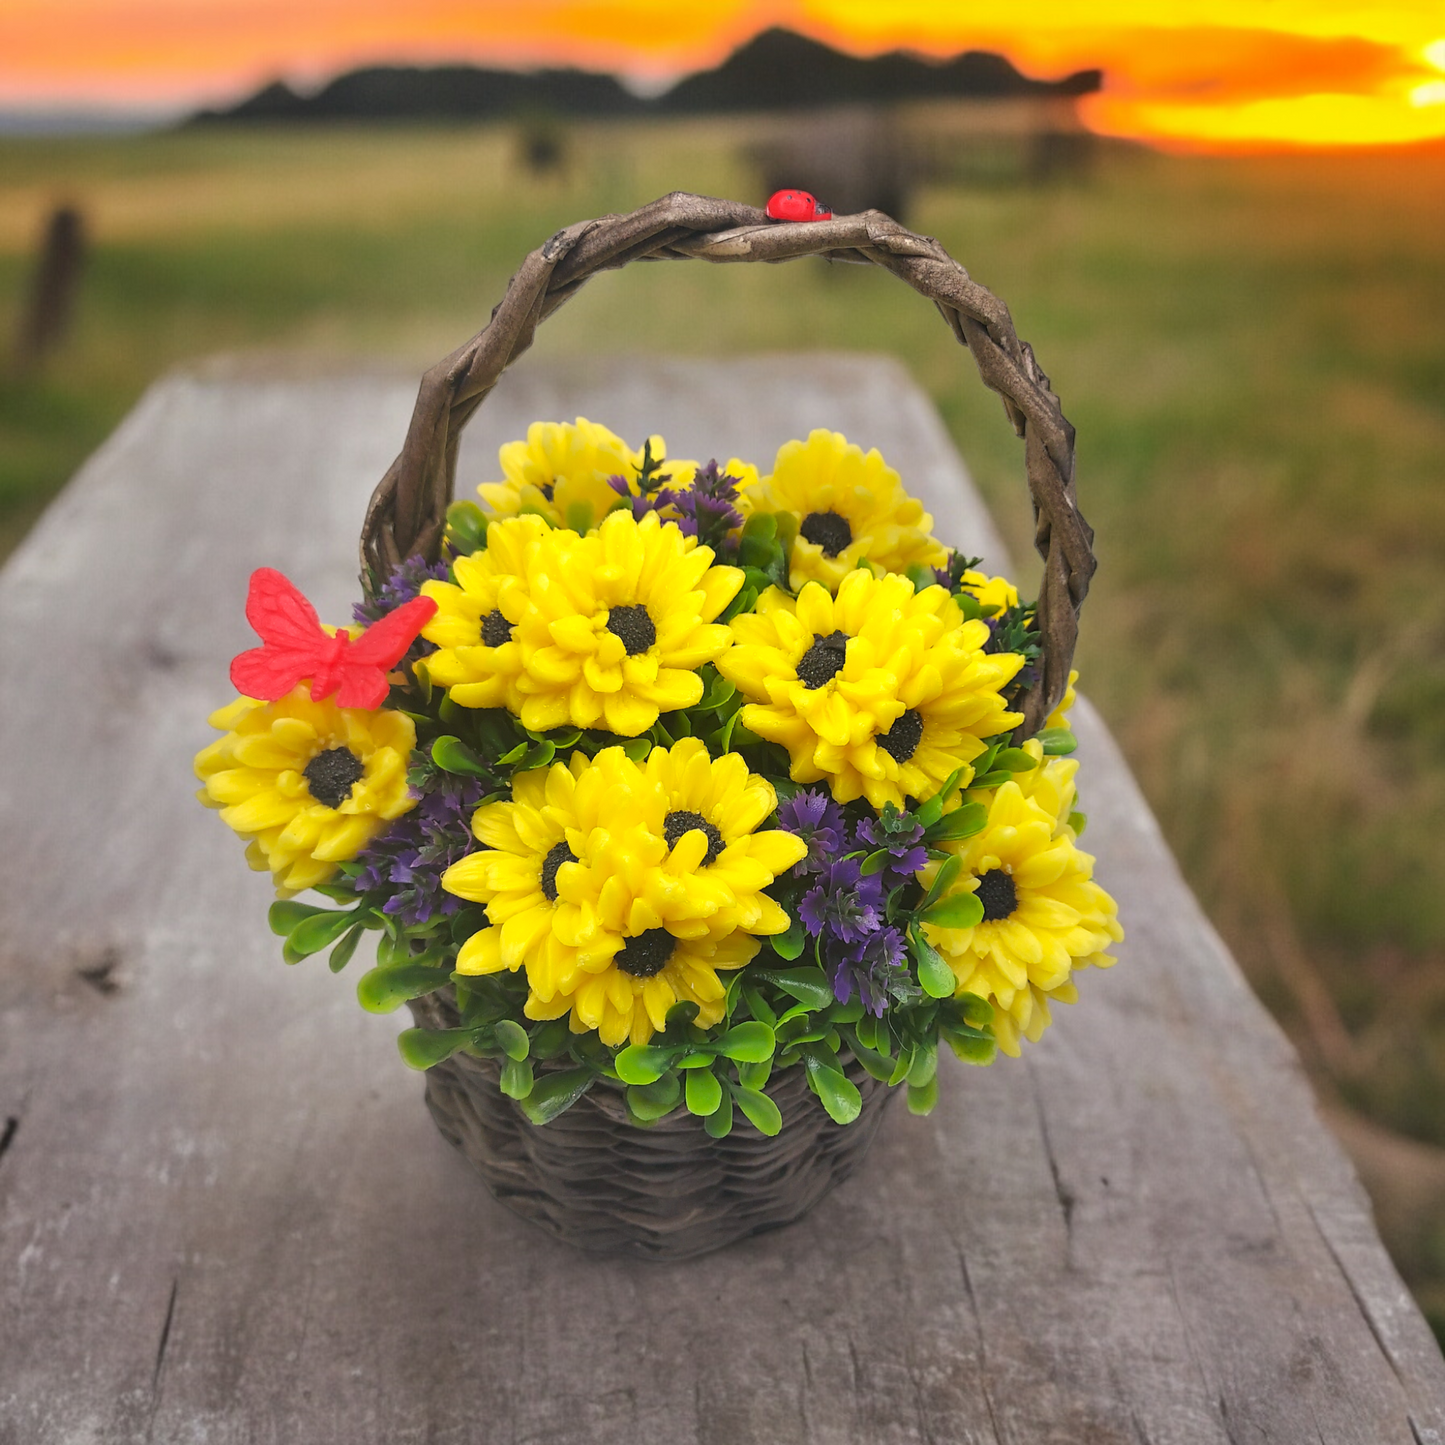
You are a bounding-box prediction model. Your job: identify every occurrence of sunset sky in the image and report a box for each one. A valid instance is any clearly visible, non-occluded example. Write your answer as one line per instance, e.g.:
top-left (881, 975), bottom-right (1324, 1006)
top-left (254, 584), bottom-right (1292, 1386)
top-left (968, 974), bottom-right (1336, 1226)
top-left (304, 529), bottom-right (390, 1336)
top-left (2, 0), bottom-right (1444, 151)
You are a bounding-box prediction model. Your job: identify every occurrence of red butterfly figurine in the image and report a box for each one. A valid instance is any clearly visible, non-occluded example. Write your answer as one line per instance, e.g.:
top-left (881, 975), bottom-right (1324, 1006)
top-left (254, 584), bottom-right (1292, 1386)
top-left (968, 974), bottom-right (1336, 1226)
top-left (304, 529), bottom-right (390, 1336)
top-left (765, 189), bottom-right (833, 223)
top-left (230, 568), bottom-right (438, 712)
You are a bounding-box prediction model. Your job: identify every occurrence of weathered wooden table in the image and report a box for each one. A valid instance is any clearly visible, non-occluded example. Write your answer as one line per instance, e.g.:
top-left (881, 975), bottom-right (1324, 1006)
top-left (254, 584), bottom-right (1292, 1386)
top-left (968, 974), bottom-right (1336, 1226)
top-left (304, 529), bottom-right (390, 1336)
top-left (2, 356), bottom-right (1442, 1444)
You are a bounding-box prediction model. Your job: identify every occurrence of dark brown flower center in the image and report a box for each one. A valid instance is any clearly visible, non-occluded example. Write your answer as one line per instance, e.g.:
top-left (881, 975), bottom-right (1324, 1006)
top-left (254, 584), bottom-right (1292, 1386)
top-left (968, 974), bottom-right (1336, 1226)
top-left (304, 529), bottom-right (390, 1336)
top-left (605, 604), bottom-right (656, 656)
top-left (481, 608), bottom-right (512, 647)
top-left (302, 747), bottom-right (365, 809)
top-left (615, 927), bottom-right (676, 978)
top-left (540, 841), bottom-right (576, 902)
top-left (878, 709), bottom-right (923, 764)
top-left (800, 510), bottom-right (853, 557)
top-left (664, 809), bottom-right (724, 866)
top-left (797, 629), bottom-right (849, 689)
top-left (976, 869), bottom-right (1018, 922)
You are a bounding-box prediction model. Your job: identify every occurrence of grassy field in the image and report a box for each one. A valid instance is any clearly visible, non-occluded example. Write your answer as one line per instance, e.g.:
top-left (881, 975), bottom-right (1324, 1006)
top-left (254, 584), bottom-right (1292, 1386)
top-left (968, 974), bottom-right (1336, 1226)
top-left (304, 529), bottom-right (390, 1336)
top-left (3, 119), bottom-right (1443, 1326)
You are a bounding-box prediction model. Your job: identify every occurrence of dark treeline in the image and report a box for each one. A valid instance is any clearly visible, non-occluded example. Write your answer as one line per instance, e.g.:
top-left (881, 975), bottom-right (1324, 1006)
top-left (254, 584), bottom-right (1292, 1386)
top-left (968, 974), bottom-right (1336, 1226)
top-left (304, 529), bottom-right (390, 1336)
top-left (191, 28), bottom-right (1101, 124)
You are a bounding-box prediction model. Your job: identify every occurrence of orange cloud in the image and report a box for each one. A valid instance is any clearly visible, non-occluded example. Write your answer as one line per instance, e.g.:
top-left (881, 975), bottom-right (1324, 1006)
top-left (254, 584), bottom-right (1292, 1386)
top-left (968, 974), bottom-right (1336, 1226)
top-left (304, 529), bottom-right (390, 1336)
top-left (0, 1), bottom-right (1442, 151)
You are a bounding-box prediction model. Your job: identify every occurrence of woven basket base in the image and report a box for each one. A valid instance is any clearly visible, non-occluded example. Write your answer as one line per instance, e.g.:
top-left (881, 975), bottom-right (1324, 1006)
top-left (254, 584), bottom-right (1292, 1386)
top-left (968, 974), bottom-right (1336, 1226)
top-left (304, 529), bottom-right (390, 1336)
top-left (409, 995), bottom-right (895, 1261)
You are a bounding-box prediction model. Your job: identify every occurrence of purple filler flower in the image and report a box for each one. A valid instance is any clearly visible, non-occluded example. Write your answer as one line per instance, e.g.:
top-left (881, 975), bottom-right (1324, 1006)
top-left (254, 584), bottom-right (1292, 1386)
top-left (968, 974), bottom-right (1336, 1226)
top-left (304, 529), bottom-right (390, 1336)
top-left (829, 926), bottom-right (910, 1018)
top-left (354, 554), bottom-right (449, 624)
top-left (354, 554), bottom-right (449, 664)
top-left (353, 774), bottom-right (486, 927)
top-left (777, 789), bottom-right (848, 876)
top-left (799, 858), bottom-right (884, 944)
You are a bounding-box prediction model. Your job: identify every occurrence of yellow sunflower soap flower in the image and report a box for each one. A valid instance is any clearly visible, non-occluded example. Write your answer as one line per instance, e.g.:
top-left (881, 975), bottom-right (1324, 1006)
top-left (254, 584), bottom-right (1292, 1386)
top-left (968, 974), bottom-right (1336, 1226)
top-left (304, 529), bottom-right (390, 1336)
top-left (477, 417), bottom-right (665, 532)
top-left (957, 569), bottom-right (1019, 617)
top-left (719, 568), bottom-right (1021, 806)
top-left (633, 737), bottom-right (806, 937)
top-left (921, 779), bottom-right (1122, 1057)
top-left (745, 429), bottom-right (947, 592)
top-left (511, 508), bottom-right (743, 736)
top-left (445, 744), bottom-right (789, 1046)
top-left (528, 924), bottom-right (761, 1048)
top-left (195, 687), bottom-right (417, 894)
top-left (418, 514), bottom-right (549, 710)
top-left (1044, 668), bottom-right (1080, 733)
top-left (442, 750), bottom-right (639, 999)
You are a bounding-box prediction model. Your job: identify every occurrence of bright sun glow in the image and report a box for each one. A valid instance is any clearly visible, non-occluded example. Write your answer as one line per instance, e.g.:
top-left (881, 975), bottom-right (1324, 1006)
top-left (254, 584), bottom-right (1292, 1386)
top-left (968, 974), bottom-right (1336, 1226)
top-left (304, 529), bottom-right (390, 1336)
top-left (1, 2), bottom-right (1444, 152)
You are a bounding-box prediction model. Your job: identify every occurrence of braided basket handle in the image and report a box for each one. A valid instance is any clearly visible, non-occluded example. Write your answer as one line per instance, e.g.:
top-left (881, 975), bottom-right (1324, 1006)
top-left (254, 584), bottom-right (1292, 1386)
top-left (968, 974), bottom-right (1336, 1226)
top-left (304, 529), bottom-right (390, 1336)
top-left (359, 191), bottom-right (1095, 733)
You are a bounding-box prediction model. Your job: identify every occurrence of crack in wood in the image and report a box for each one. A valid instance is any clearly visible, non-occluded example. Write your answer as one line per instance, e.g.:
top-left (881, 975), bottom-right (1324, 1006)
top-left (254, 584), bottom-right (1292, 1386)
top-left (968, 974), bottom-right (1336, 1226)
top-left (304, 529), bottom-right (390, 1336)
top-left (1409, 1412), bottom-right (1443, 1445)
top-left (1306, 1198), bottom-right (1408, 1391)
top-left (1028, 1065), bottom-right (1076, 1240)
top-left (152, 1278), bottom-right (178, 1393)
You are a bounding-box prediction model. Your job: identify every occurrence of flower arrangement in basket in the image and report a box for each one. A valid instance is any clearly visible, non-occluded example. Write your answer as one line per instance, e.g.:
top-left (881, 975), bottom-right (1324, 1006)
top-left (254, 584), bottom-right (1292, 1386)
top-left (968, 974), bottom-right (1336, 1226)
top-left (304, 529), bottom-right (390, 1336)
top-left (193, 194), bottom-right (1121, 1258)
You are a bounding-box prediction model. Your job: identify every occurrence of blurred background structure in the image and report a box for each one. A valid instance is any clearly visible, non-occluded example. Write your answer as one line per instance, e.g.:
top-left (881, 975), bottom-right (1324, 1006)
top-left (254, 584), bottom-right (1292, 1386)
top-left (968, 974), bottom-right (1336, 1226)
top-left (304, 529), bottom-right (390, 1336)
top-left (1, 1), bottom-right (1443, 1342)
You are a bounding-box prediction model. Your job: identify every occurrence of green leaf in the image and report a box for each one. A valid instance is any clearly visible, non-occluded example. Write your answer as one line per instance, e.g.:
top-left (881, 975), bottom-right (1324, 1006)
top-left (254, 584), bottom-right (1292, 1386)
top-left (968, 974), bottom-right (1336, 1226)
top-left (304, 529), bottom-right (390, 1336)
top-left (923, 890), bottom-right (985, 930)
top-left (614, 1044), bottom-right (673, 1085)
top-left (268, 900), bottom-right (331, 936)
top-left (664, 1000), bottom-right (700, 1030)
top-left (737, 1058), bottom-right (772, 1090)
top-left (286, 908), bottom-right (362, 959)
top-left (685, 1067), bottom-right (723, 1117)
top-left (1068, 810), bottom-right (1088, 837)
top-left (942, 1026), bottom-right (997, 1066)
top-left (907, 1076), bottom-right (940, 1115)
top-left (907, 1041), bottom-right (939, 1087)
top-left (925, 801), bottom-right (988, 842)
top-left (846, 1038), bottom-right (897, 1083)
top-left (919, 853), bottom-right (962, 912)
top-left (740, 511), bottom-right (778, 543)
top-left (627, 1073), bottom-right (682, 1122)
top-left (971, 770), bottom-right (1014, 789)
top-left (715, 1021), bottom-right (775, 1063)
top-left (529, 1019), bottom-right (571, 1059)
top-left (328, 922), bottom-right (366, 974)
top-left (860, 849), bottom-right (889, 877)
top-left (955, 991), bottom-right (994, 1028)
top-left (356, 962), bottom-right (452, 1014)
top-left (771, 918), bottom-right (806, 961)
top-left (741, 985), bottom-right (776, 1028)
top-left (805, 1058), bottom-right (862, 1125)
top-left (911, 930), bottom-right (957, 999)
top-left (445, 499), bottom-right (488, 553)
top-left (493, 1018), bottom-right (530, 1061)
top-left (564, 500), bottom-right (594, 534)
top-left (991, 747), bottom-right (1038, 773)
top-left (916, 766), bottom-right (967, 828)
top-left (396, 1027), bottom-right (473, 1070)
top-left (888, 1043), bottom-right (916, 1088)
top-left (499, 1056), bottom-right (534, 1099)
top-left (760, 967), bottom-right (833, 1011)
top-left (431, 734), bottom-right (491, 778)
top-left (515, 741), bottom-right (555, 773)
top-left (519, 1067), bottom-right (593, 1124)
top-left (729, 1083), bottom-right (783, 1137)
top-left (676, 1049), bottom-right (716, 1069)
top-left (1035, 728), bottom-right (1078, 757)
top-left (620, 737), bottom-right (652, 762)
top-left (704, 1086), bottom-right (734, 1138)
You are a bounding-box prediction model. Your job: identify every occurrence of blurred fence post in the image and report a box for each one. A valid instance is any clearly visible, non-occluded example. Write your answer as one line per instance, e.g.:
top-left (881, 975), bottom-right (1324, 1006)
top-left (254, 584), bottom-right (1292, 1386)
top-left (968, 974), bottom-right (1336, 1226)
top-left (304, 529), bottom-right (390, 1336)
top-left (13, 204), bottom-right (87, 371)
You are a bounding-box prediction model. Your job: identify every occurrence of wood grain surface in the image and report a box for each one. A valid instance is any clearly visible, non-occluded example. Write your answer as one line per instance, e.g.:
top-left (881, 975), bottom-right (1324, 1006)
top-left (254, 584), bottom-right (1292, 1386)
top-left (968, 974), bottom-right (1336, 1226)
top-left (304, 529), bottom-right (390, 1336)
top-left (1, 356), bottom-right (1441, 1444)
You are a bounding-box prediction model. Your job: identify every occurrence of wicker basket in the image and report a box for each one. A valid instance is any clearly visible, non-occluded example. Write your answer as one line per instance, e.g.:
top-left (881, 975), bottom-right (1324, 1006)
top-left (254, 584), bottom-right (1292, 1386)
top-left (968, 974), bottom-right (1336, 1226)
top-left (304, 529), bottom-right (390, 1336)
top-left (364, 193), bottom-right (1096, 1260)
top-left (409, 990), bottom-right (894, 1259)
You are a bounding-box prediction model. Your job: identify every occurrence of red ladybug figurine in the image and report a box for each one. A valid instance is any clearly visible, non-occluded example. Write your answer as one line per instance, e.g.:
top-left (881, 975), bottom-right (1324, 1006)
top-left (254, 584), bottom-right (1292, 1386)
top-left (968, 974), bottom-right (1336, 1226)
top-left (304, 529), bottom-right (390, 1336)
top-left (765, 189), bottom-right (833, 223)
